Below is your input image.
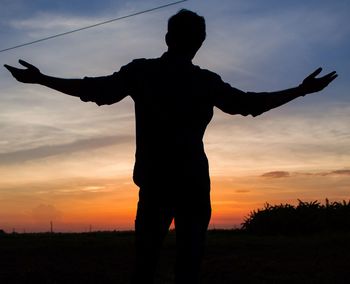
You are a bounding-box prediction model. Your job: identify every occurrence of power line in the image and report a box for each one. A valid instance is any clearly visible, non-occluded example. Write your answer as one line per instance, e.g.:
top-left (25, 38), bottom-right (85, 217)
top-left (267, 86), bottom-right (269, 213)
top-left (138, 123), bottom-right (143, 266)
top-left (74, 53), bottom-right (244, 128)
top-left (0, 0), bottom-right (188, 53)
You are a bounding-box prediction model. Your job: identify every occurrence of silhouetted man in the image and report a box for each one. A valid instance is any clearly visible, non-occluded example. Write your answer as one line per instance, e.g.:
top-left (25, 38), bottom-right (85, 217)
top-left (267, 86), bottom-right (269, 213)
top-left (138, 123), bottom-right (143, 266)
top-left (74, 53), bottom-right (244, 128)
top-left (5, 9), bottom-right (337, 284)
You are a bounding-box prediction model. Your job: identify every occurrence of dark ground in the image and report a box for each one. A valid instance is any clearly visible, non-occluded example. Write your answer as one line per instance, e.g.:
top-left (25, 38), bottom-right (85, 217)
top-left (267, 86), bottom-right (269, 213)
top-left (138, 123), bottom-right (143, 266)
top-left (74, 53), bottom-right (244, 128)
top-left (0, 230), bottom-right (349, 284)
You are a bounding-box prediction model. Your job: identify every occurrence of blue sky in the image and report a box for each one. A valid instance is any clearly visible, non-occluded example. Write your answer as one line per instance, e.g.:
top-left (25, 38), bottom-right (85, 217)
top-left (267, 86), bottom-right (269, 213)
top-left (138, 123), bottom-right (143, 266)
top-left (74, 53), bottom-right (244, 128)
top-left (0, 0), bottom-right (349, 231)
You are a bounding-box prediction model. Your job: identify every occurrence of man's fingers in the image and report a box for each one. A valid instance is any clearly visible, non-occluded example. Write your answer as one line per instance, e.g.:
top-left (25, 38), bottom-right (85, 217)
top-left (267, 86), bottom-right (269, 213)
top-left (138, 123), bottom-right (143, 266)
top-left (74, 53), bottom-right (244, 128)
top-left (322, 71), bottom-right (337, 78)
top-left (321, 71), bottom-right (338, 82)
top-left (18, 59), bottom-right (35, 69)
top-left (331, 73), bottom-right (338, 80)
top-left (4, 64), bottom-right (13, 70)
top-left (307, 67), bottom-right (323, 79)
top-left (326, 73), bottom-right (338, 83)
top-left (3, 64), bottom-right (18, 73)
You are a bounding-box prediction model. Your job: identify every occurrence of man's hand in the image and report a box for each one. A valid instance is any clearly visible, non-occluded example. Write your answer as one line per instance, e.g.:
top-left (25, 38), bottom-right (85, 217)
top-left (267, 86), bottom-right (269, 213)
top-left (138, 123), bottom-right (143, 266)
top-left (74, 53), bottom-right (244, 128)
top-left (4, 60), bottom-right (42, 84)
top-left (299, 67), bottom-right (337, 95)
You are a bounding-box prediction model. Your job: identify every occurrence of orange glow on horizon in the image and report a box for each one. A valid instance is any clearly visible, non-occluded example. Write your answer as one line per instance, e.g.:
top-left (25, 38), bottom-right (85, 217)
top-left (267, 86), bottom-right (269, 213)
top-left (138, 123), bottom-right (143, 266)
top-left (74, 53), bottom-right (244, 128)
top-left (1, 170), bottom-right (348, 233)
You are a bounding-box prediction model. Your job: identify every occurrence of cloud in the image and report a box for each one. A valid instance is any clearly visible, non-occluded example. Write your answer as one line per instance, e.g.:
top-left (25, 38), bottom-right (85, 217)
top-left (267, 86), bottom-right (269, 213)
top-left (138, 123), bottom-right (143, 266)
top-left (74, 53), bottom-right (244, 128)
top-left (262, 169), bottom-right (350, 178)
top-left (235, 189), bottom-right (250, 193)
top-left (300, 169), bottom-right (350, 177)
top-left (261, 171), bottom-right (290, 178)
top-left (0, 134), bottom-right (133, 164)
top-left (9, 14), bottom-right (95, 33)
top-left (330, 170), bottom-right (350, 176)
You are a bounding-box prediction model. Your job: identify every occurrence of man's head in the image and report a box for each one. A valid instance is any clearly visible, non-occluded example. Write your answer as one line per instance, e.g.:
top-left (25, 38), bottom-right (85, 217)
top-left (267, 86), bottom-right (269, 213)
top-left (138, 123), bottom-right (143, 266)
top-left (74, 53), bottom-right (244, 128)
top-left (166, 9), bottom-right (206, 60)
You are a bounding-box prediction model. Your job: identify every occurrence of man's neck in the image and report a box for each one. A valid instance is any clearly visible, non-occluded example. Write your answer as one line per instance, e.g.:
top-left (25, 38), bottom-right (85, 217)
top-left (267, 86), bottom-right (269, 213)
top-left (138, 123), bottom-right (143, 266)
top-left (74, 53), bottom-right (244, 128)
top-left (166, 49), bottom-right (194, 62)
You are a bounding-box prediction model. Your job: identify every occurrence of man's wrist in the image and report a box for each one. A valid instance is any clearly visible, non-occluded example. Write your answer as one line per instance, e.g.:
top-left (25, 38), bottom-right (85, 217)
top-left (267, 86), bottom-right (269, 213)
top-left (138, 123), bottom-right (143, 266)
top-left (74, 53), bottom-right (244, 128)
top-left (297, 84), bottom-right (308, 97)
top-left (36, 73), bottom-right (46, 85)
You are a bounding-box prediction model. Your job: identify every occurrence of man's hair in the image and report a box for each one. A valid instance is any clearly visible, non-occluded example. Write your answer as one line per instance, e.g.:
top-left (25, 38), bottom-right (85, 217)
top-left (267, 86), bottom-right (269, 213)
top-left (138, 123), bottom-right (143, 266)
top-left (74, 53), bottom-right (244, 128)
top-left (167, 9), bottom-right (206, 44)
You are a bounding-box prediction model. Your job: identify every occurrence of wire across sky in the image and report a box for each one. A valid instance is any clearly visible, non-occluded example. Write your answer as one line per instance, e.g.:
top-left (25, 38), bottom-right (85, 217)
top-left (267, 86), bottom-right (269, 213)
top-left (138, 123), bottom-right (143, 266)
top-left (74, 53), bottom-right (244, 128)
top-left (0, 0), bottom-right (188, 53)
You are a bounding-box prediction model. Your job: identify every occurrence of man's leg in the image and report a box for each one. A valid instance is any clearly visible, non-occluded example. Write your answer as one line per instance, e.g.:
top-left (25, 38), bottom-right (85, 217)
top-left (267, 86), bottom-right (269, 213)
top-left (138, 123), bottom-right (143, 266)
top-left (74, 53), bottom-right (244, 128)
top-left (174, 191), bottom-right (211, 284)
top-left (132, 188), bottom-right (174, 284)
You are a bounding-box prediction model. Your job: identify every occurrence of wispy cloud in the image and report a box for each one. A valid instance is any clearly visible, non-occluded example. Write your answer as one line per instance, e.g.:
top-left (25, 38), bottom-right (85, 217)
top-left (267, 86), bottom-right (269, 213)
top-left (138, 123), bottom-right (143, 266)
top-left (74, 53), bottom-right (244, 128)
top-left (330, 170), bottom-right (350, 176)
top-left (298, 169), bottom-right (350, 177)
top-left (235, 189), bottom-right (250, 193)
top-left (9, 14), bottom-right (100, 33)
top-left (0, 135), bottom-right (133, 164)
top-left (261, 168), bottom-right (350, 178)
top-left (261, 171), bottom-right (290, 178)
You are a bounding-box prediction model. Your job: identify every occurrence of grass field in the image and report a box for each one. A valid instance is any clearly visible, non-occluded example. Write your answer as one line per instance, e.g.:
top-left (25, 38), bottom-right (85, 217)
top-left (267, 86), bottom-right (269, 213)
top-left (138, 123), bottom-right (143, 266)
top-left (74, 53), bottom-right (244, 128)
top-left (0, 230), bottom-right (349, 283)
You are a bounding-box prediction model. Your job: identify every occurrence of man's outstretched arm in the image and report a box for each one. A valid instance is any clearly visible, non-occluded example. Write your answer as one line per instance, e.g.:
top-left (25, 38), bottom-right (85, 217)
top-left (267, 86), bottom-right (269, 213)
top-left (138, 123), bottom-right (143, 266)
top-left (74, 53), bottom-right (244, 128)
top-left (4, 59), bottom-right (130, 105)
top-left (4, 60), bottom-right (86, 98)
top-left (214, 68), bottom-right (338, 117)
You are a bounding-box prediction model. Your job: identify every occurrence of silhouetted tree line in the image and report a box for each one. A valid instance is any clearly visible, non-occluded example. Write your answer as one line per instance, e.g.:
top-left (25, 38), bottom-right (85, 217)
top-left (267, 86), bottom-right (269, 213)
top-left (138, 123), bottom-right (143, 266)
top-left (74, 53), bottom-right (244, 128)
top-left (0, 229), bottom-right (5, 235)
top-left (242, 199), bottom-right (350, 235)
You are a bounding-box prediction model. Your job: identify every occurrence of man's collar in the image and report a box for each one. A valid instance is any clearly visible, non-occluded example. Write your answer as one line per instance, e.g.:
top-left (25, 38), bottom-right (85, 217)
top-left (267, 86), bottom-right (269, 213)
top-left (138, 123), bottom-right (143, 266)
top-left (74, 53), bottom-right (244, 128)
top-left (161, 51), bottom-right (193, 66)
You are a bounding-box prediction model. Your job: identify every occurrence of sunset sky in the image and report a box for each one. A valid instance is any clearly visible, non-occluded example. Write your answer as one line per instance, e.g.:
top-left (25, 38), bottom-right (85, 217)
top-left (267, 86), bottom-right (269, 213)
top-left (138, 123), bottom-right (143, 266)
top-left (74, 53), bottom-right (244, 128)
top-left (0, 0), bottom-right (349, 233)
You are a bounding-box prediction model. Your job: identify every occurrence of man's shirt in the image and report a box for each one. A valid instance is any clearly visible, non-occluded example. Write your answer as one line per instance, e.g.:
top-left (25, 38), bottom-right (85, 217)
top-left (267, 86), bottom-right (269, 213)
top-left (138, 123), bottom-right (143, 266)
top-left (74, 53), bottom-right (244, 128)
top-left (80, 52), bottom-right (264, 189)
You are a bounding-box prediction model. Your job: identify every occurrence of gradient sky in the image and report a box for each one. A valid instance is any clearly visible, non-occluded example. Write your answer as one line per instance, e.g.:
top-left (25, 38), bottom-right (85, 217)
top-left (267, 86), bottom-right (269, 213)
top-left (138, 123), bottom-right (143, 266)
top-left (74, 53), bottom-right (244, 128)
top-left (0, 0), bottom-right (349, 232)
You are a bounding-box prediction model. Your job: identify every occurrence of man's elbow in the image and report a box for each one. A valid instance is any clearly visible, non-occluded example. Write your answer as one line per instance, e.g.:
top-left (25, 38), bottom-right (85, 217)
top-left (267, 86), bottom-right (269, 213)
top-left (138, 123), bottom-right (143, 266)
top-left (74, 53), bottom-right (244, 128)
top-left (250, 110), bottom-right (264, 117)
top-left (239, 108), bottom-right (264, 117)
top-left (95, 99), bottom-right (113, 106)
top-left (80, 95), bottom-right (116, 106)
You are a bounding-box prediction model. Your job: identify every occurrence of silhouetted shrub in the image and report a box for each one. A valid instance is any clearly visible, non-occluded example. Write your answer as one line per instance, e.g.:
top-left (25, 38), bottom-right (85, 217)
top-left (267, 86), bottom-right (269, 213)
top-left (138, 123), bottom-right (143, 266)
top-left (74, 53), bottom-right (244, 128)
top-left (241, 199), bottom-right (350, 235)
top-left (0, 229), bottom-right (6, 235)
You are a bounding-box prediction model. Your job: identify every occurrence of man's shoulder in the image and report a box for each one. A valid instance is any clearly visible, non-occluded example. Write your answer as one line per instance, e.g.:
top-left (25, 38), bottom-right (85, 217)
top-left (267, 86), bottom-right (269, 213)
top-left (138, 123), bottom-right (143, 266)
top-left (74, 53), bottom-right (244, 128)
top-left (130, 57), bottom-right (161, 66)
top-left (121, 57), bottom-right (161, 72)
top-left (130, 58), bottom-right (150, 64)
top-left (192, 64), bottom-right (222, 82)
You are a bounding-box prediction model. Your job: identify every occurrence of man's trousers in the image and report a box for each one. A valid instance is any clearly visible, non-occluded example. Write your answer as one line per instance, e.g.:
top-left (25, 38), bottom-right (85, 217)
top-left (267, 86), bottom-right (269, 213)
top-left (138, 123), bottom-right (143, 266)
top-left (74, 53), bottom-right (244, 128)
top-left (132, 183), bottom-right (211, 284)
